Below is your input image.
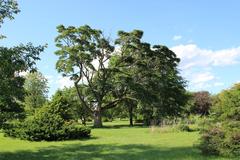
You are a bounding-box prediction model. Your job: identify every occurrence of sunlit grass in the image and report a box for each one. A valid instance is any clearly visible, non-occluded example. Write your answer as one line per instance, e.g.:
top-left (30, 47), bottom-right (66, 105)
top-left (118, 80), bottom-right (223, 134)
top-left (0, 120), bottom-right (237, 160)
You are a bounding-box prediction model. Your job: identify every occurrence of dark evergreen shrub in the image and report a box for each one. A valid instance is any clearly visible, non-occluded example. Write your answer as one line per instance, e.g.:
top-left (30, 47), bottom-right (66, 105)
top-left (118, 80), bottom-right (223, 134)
top-left (3, 92), bottom-right (91, 141)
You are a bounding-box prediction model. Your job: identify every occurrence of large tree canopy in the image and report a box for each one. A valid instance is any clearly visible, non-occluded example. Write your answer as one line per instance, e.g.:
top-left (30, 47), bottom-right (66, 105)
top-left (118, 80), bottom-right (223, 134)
top-left (54, 25), bottom-right (187, 127)
top-left (113, 30), bottom-right (187, 125)
top-left (55, 25), bottom-right (127, 127)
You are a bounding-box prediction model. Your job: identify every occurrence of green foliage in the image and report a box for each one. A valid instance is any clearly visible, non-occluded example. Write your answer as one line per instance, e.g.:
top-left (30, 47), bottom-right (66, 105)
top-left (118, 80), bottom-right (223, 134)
top-left (177, 124), bottom-right (191, 132)
top-left (0, 0), bottom-right (20, 26)
top-left (199, 83), bottom-right (240, 157)
top-left (114, 30), bottom-right (188, 125)
top-left (0, 0), bottom-right (20, 39)
top-left (24, 71), bottom-right (49, 114)
top-left (3, 92), bottom-right (91, 141)
top-left (54, 25), bottom-right (188, 127)
top-left (55, 25), bottom-right (120, 127)
top-left (0, 44), bottom-right (44, 128)
top-left (58, 87), bottom-right (91, 125)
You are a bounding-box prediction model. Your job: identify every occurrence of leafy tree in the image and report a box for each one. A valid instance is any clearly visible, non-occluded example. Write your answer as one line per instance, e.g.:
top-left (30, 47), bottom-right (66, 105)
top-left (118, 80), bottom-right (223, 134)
top-left (192, 91), bottom-right (212, 115)
top-left (54, 25), bottom-right (127, 127)
top-left (184, 91), bottom-right (212, 116)
top-left (24, 71), bottom-right (48, 114)
top-left (114, 30), bottom-right (187, 125)
top-left (0, 44), bottom-right (44, 127)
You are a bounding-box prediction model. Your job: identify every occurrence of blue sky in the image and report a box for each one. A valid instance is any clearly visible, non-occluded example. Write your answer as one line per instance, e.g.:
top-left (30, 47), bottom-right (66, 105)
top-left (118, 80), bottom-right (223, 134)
top-left (2, 0), bottom-right (240, 96)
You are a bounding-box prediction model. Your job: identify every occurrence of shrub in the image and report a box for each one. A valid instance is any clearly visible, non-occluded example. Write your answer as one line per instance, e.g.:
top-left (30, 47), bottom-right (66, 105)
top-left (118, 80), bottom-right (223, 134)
top-left (199, 84), bottom-right (240, 157)
top-left (3, 94), bottom-right (91, 141)
top-left (199, 126), bottom-right (225, 155)
top-left (222, 130), bottom-right (240, 156)
top-left (199, 123), bottom-right (240, 157)
top-left (63, 123), bottom-right (91, 140)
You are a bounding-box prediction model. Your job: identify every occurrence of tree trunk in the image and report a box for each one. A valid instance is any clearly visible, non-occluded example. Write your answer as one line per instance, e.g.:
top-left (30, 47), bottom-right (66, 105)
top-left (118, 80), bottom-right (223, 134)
top-left (81, 116), bottom-right (86, 125)
top-left (93, 110), bottom-right (102, 128)
top-left (129, 106), bottom-right (133, 127)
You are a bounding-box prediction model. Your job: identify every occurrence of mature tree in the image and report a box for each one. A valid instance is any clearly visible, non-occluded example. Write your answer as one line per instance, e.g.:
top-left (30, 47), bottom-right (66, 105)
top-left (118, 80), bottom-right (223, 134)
top-left (0, 44), bottom-right (44, 127)
top-left (114, 30), bottom-right (187, 125)
top-left (24, 71), bottom-right (48, 114)
top-left (54, 25), bottom-right (127, 127)
top-left (55, 25), bottom-right (187, 127)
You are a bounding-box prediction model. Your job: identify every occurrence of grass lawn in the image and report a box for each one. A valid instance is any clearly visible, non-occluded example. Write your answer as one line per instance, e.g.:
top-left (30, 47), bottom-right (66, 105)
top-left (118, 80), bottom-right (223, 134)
top-left (0, 121), bottom-right (237, 160)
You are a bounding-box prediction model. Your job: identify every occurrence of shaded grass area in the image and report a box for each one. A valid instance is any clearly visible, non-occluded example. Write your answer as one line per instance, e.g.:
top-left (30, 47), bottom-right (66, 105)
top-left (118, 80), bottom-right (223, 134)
top-left (0, 121), bottom-right (237, 160)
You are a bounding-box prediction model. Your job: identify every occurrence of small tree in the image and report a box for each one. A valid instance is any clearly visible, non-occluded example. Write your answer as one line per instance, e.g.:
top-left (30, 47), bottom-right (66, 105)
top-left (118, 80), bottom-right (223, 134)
top-left (189, 91), bottom-right (212, 116)
top-left (24, 71), bottom-right (48, 114)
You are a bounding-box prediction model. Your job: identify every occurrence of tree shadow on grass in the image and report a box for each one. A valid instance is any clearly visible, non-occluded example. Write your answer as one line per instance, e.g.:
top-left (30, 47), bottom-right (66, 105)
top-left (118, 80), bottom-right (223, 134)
top-left (92, 123), bottom-right (145, 129)
top-left (0, 143), bottom-right (234, 160)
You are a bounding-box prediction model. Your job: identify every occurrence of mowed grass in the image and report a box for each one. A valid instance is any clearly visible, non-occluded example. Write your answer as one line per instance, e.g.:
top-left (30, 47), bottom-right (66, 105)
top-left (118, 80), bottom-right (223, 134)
top-left (0, 121), bottom-right (237, 160)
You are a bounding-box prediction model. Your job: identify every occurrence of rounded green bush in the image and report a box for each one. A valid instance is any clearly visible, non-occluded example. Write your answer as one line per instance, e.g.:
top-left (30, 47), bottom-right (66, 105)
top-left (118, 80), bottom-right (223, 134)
top-left (3, 94), bottom-right (91, 141)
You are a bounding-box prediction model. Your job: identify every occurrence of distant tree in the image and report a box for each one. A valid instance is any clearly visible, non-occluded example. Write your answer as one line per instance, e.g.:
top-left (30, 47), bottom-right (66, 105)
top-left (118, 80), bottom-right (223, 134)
top-left (192, 91), bottom-right (212, 116)
top-left (24, 71), bottom-right (48, 114)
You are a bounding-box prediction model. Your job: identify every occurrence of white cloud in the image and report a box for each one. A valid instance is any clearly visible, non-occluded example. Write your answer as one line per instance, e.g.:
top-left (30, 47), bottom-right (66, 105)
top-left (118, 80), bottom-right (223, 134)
top-left (192, 72), bottom-right (215, 84)
top-left (171, 44), bottom-right (240, 91)
top-left (173, 35), bottom-right (182, 41)
top-left (56, 76), bottom-right (74, 89)
top-left (171, 44), bottom-right (240, 68)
